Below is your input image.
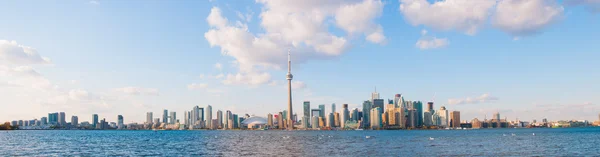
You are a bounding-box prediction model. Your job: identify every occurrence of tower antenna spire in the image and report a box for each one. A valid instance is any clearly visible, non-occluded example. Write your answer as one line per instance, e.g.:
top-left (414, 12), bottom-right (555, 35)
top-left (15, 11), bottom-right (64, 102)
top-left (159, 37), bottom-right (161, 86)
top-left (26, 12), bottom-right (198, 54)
top-left (288, 49), bottom-right (291, 73)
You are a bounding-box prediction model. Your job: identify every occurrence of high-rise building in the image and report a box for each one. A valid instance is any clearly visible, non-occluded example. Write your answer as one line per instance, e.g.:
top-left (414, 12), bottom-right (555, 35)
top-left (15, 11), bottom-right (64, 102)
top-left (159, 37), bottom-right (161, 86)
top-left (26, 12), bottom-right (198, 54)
top-left (334, 112), bottom-right (340, 127)
top-left (146, 112), bottom-right (153, 124)
top-left (303, 101), bottom-right (311, 118)
top-left (286, 50), bottom-right (294, 130)
top-left (58, 112), bottom-right (66, 126)
top-left (370, 107), bottom-right (382, 129)
top-left (217, 110), bottom-right (223, 128)
top-left (71, 116), bottom-right (78, 126)
top-left (184, 111), bottom-right (190, 126)
top-left (225, 110), bottom-right (232, 129)
top-left (318, 104), bottom-right (326, 118)
top-left (48, 113), bottom-right (58, 125)
top-left (206, 105), bottom-right (213, 129)
top-left (351, 108), bottom-right (359, 122)
top-left (199, 107), bottom-right (205, 122)
top-left (117, 115), bottom-right (124, 129)
top-left (327, 113), bottom-right (334, 127)
top-left (311, 109), bottom-right (321, 119)
top-left (169, 112), bottom-right (176, 124)
top-left (414, 101), bottom-right (423, 127)
top-left (494, 112), bottom-right (500, 121)
top-left (362, 101), bottom-right (372, 128)
top-left (232, 114), bottom-right (239, 129)
top-left (41, 117), bottom-right (48, 125)
top-left (341, 104), bottom-right (349, 128)
top-left (426, 102), bottom-right (434, 113)
top-left (407, 109), bottom-right (417, 128)
top-left (311, 116), bottom-right (319, 129)
top-left (437, 106), bottom-right (449, 128)
top-left (92, 114), bottom-right (99, 129)
top-left (450, 111), bottom-right (460, 128)
top-left (163, 110), bottom-right (168, 124)
top-left (394, 94), bottom-right (402, 108)
top-left (372, 99), bottom-right (384, 114)
top-left (267, 113), bottom-right (273, 127)
top-left (371, 87), bottom-right (380, 100)
top-left (302, 116), bottom-right (310, 129)
top-left (331, 103), bottom-right (336, 115)
top-left (277, 112), bottom-right (284, 129)
top-left (423, 111), bottom-right (432, 127)
top-left (191, 106), bottom-right (199, 125)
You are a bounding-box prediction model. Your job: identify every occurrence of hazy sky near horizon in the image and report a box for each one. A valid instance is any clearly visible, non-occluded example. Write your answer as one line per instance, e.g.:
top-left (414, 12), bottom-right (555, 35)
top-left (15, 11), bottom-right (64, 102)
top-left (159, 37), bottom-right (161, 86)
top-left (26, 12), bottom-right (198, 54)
top-left (1, 0), bottom-right (599, 123)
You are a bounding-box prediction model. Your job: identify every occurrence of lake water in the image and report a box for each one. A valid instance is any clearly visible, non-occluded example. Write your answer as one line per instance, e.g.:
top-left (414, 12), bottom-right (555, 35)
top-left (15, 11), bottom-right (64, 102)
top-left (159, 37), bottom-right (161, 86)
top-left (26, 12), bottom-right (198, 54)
top-left (1, 128), bottom-right (599, 156)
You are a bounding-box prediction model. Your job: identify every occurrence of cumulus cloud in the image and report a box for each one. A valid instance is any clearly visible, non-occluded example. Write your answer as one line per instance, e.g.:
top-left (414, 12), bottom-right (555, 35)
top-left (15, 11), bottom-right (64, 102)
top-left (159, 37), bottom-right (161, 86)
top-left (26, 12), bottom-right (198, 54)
top-left (492, 0), bottom-right (564, 36)
top-left (399, 0), bottom-right (565, 37)
top-left (115, 87), bottom-right (159, 96)
top-left (282, 80), bottom-right (307, 90)
top-left (205, 1), bottom-right (386, 86)
top-left (187, 83), bottom-right (208, 90)
top-left (0, 40), bottom-right (51, 66)
top-left (448, 93), bottom-right (499, 105)
top-left (399, 0), bottom-right (497, 35)
top-left (214, 63), bottom-right (223, 70)
top-left (415, 29), bottom-right (448, 50)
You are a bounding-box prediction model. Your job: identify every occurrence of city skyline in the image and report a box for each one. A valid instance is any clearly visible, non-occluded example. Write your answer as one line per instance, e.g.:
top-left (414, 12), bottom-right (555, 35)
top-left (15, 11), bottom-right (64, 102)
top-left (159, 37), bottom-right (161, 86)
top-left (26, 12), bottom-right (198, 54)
top-left (1, 0), bottom-right (600, 123)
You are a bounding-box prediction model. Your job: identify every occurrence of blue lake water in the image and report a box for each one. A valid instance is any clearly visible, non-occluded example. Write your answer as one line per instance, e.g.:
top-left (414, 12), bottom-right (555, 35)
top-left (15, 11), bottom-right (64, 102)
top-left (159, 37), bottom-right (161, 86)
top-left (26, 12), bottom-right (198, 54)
top-left (1, 128), bottom-right (600, 156)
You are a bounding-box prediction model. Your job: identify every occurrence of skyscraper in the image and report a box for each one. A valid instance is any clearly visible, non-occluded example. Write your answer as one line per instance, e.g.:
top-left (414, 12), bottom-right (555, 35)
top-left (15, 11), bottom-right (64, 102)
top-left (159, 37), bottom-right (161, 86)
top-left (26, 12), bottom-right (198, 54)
top-left (437, 106), bottom-right (449, 128)
top-left (169, 112), bottom-right (176, 124)
top-left (423, 111), bottom-right (432, 127)
top-left (331, 103), bottom-right (336, 115)
top-left (303, 101), bottom-right (310, 119)
top-left (117, 115), bottom-right (124, 129)
top-left (192, 106), bottom-right (199, 125)
top-left (267, 113), bottom-right (273, 127)
top-left (207, 105), bottom-right (212, 129)
top-left (362, 101), bottom-right (372, 128)
top-left (450, 111), bottom-right (460, 128)
top-left (184, 111), bottom-right (190, 126)
top-left (58, 112), bottom-right (66, 126)
top-left (394, 94), bottom-right (402, 108)
top-left (41, 117), bottom-right (47, 125)
top-left (217, 110), bottom-right (223, 129)
top-left (146, 112), bottom-right (153, 124)
top-left (373, 99), bottom-right (384, 114)
top-left (341, 104), bottom-right (349, 128)
top-left (199, 107), bottom-right (205, 122)
top-left (371, 87), bottom-right (380, 100)
top-left (414, 101), bottom-right (423, 127)
top-left (318, 104), bottom-right (326, 118)
top-left (277, 112), bottom-right (284, 129)
top-left (286, 49), bottom-right (294, 130)
top-left (48, 113), bottom-right (58, 125)
top-left (163, 110), bottom-right (168, 124)
top-left (225, 110), bottom-right (232, 129)
top-left (327, 113), bottom-right (334, 127)
top-left (92, 114), bottom-right (99, 129)
top-left (71, 116), bottom-right (78, 126)
top-left (426, 102), bottom-right (434, 113)
top-left (370, 107), bottom-right (382, 129)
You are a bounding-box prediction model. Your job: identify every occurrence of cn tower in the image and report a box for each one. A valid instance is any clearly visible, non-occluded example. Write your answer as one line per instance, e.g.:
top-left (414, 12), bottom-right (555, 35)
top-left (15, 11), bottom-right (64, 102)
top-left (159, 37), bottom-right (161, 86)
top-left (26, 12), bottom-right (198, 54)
top-left (286, 49), bottom-right (294, 130)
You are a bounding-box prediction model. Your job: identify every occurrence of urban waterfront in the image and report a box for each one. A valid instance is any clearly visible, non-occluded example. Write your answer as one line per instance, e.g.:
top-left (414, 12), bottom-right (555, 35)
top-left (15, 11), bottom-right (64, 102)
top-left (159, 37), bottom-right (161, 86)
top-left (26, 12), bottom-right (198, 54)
top-left (2, 128), bottom-right (600, 156)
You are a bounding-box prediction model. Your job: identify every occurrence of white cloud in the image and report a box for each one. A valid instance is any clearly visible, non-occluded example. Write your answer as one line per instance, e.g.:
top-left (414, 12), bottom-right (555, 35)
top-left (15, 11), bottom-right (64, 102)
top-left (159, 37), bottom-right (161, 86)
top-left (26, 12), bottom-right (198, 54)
top-left (214, 73), bottom-right (224, 79)
top-left (415, 29), bottom-right (449, 50)
top-left (399, 0), bottom-right (497, 35)
top-left (492, 0), bottom-right (564, 36)
top-left (89, 0), bottom-right (99, 5)
top-left (214, 63), bottom-right (223, 70)
top-left (0, 40), bottom-right (51, 66)
top-left (448, 93), bottom-right (499, 105)
top-left (69, 89), bottom-right (92, 101)
top-left (335, 0), bottom-right (387, 44)
top-left (115, 87), bottom-right (159, 96)
top-left (187, 83), bottom-right (208, 90)
top-left (205, 1), bottom-right (386, 86)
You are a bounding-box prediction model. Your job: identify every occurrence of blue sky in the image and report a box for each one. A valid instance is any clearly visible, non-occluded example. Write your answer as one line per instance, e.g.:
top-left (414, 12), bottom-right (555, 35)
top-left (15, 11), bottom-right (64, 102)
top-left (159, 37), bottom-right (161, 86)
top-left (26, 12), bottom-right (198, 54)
top-left (1, 0), bottom-right (599, 123)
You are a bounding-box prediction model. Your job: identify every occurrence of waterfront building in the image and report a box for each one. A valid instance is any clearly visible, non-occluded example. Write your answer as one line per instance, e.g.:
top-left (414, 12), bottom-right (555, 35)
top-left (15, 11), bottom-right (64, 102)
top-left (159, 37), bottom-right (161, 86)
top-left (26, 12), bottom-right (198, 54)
top-left (414, 101), bottom-right (423, 127)
top-left (11, 121), bottom-right (17, 127)
top-left (362, 101), bottom-right (372, 128)
top-left (92, 114), bottom-right (99, 129)
top-left (302, 116), bottom-right (310, 129)
top-left (327, 113), bottom-right (334, 127)
top-left (169, 112), bottom-right (176, 124)
top-left (217, 110), bottom-right (223, 129)
top-left (331, 103), bottom-right (336, 115)
top-left (471, 118), bottom-right (482, 128)
top-left (423, 111), bottom-right (432, 127)
top-left (319, 104), bottom-right (326, 118)
top-left (304, 101), bottom-right (311, 118)
top-left (351, 108), bottom-right (359, 122)
top-left (394, 94), bottom-right (402, 108)
top-left (58, 112), bottom-right (66, 126)
top-left (397, 108), bottom-right (406, 128)
top-left (277, 112), bottom-right (284, 129)
top-left (206, 105), bottom-right (212, 129)
top-left (267, 113), bottom-right (273, 127)
top-left (372, 99), bottom-right (384, 114)
top-left (437, 106), bottom-right (449, 128)
top-left (233, 114), bottom-right (239, 129)
top-left (426, 102), bottom-right (434, 114)
top-left (71, 116), bottom-right (78, 126)
top-left (286, 50), bottom-right (294, 130)
top-left (407, 109), bottom-right (417, 128)
top-left (117, 115), bottom-right (124, 129)
top-left (162, 110), bottom-right (168, 124)
top-left (311, 109), bottom-right (321, 119)
top-left (370, 107), bottom-right (382, 129)
top-left (153, 118), bottom-right (160, 125)
top-left (341, 104), bottom-right (349, 128)
top-left (41, 117), bottom-right (47, 125)
top-left (450, 111), bottom-right (460, 128)
top-left (18, 120), bottom-right (23, 127)
top-left (311, 116), bottom-right (319, 129)
top-left (334, 112), bottom-right (340, 127)
top-left (184, 111), bottom-right (190, 127)
top-left (225, 110), bottom-right (232, 129)
top-left (146, 112), bottom-right (153, 124)
top-left (385, 104), bottom-right (396, 126)
top-left (371, 87), bottom-right (380, 100)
